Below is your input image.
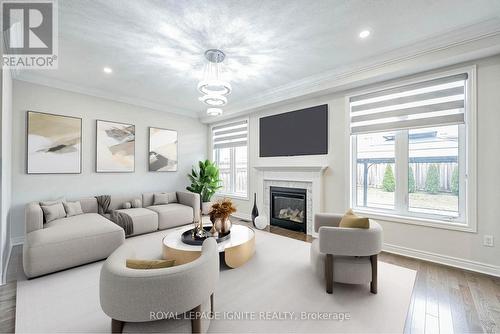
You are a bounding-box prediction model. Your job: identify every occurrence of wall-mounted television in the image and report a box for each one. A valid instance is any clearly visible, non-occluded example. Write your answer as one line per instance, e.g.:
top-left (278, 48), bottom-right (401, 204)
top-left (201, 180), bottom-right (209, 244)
top-left (259, 104), bottom-right (328, 157)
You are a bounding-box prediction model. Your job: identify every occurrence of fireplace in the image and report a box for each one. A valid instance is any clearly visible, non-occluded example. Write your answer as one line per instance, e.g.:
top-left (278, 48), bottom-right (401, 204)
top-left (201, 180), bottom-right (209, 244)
top-left (270, 186), bottom-right (307, 233)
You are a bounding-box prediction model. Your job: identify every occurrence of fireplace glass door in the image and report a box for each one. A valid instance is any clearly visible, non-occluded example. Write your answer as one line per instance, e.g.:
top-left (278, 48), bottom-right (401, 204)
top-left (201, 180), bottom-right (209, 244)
top-left (270, 186), bottom-right (307, 232)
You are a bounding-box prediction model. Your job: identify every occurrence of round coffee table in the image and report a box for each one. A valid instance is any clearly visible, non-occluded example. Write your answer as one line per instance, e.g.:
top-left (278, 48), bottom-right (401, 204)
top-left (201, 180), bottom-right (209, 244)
top-left (162, 224), bottom-right (255, 268)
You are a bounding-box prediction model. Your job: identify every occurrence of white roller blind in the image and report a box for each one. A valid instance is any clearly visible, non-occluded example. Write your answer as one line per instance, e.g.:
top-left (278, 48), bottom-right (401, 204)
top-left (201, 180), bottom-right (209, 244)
top-left (350, 73), bottom-right (468, 134)
top-left (212, 120), bottom-right (248, 149)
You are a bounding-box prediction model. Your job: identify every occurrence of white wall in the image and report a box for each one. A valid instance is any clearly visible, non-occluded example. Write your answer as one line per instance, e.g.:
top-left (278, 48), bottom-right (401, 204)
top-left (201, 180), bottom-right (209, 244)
top-left (1, 67), bottom-right (13, 282)
top-left (10, 80), bottom-right (208, 240)
top-left (217, 55), bottom-right (500, 274)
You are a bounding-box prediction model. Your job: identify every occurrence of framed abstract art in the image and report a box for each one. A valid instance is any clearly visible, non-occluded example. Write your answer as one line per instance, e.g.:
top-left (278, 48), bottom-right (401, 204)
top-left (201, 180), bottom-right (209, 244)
top-left (26, 111), bottom-right (82, 174)
top-left (148, 127), bottom-right (178, 172)
top-left (96, 120), bottom-right (135, 172)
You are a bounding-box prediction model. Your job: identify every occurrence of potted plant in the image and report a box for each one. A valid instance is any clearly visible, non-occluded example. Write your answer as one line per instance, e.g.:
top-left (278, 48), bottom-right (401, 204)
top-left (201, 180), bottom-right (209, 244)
top-left (186, 160), bottom-right (223, 215)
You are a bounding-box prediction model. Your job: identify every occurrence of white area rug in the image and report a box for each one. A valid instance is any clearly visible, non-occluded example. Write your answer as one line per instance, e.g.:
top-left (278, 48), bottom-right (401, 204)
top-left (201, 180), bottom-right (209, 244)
top-left (16, 227), bottom-right (416, 333)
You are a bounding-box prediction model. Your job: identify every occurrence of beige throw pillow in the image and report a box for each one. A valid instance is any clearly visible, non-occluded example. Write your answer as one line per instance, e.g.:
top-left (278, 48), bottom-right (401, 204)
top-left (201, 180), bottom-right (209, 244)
top-left (153, 193), bottom-right (169, 205)
top-left (122, 202), bottom-right (132, 209)
top-left (40, 197), bottom-right (65, 206)
top-left (131, 199), bottom-right (142, 208)
top-left (41, 203), bottom-right (67, 223)
top-left (126, 259), bottom-right (176, 269)
top-left (339, 209), bottom-right (370, 229)
top-left (63, 201), bottom-right (83, 217)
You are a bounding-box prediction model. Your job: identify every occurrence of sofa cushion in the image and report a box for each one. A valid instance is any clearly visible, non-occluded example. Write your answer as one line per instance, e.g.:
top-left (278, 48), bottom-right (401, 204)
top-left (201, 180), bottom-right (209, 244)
top-left (142, 192), bottom-right (177, 207)
top-left (23, 213), bottom-right (124, 278)
top-left (153, 193), bottom-right (169, 205)
top-left (115, 208), bottom-right (158, 236)
top-left (63, 201), bottom-right (84, 217)
top-left (41, 202), bottom-right (66, 223)
top-left (147, 203), bottom-right (193, 230)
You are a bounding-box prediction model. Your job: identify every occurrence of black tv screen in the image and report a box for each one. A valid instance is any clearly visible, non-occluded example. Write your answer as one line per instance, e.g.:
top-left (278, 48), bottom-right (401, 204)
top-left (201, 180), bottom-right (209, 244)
top-left (259, 104), bottom-right (328, 157)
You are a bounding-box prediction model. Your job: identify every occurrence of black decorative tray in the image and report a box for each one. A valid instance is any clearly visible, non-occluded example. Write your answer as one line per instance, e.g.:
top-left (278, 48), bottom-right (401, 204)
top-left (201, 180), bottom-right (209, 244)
top-left (181, 226), bottom-right (231, 245)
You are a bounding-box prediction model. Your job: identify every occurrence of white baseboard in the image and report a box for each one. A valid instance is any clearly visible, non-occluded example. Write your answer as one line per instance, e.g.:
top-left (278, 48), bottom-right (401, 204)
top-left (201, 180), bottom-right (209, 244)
top-left (232, 212), bottom-right (252, 221)
top-left (10, 236), bottom-right (24, 246)
top-left (383, 243), bottom-right (500, 277)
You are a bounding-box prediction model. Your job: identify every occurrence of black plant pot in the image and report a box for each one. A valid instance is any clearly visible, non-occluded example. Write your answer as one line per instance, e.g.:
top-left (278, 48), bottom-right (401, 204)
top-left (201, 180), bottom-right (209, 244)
top-left (251, 193), bottom-right (259, 226)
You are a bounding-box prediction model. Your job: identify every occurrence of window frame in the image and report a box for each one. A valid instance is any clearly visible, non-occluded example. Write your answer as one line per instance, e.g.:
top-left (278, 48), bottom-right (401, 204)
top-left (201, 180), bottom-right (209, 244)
top-left (347, 66), bottom-right (477, 233)
top-left (210, 118), bottom-right (250, 200)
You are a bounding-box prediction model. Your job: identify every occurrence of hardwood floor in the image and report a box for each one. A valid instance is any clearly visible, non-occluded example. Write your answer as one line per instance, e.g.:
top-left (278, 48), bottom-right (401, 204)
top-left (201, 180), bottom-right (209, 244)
top-left (252, 220), bottom-right (500, 334)
top-left (1, 223), bottom-right (499, 334)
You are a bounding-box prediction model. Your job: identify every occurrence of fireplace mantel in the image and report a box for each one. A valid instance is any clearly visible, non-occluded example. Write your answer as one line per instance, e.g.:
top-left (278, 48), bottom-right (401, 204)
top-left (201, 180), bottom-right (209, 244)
top-left (254, 164), bottom-right (327, 236)
top-left (253, 165), bottom-right (328, 173)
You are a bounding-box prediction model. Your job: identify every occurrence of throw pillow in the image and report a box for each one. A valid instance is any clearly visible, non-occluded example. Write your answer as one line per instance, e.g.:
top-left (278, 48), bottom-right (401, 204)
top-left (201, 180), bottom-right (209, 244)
top-left (126, 259), bottom-right (175, 269)
top-left (63, 201), bottom-right (84, 217)
top-left (339, 209), bottom-right (370, 229)
top-left (131, 199), bottom-right (142, 208)
top-left (153, 193), bottom-right (169, 205)
top-left (41, 203), bottom-right (67, 223)
top-left (40, 197), bottom-right (65, 206)
top-left (122, 202), bottom-right (132, 209)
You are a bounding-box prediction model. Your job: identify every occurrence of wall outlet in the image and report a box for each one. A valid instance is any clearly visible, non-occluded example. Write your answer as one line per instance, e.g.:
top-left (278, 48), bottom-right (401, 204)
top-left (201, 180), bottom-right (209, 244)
top-left (483, 235), bottom-right (494, 247)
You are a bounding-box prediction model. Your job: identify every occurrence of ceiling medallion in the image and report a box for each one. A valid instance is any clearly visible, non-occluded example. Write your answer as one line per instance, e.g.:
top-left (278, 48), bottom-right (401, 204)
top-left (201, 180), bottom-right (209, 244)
top-left (199, 49), bottom-right (231, 115)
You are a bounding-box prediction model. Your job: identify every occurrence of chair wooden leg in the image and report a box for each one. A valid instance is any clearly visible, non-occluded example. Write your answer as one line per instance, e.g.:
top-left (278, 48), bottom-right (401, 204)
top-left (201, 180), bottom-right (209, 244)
top-left (325, 253), bottom-right (333, 294)
top-left (210, 293), bottom-right (214, 315)
top-left (190, 304), bottom-right (202, 334)
top-left (370, 254), bottom-right (378, 294)
top-left (111, 319), bottom-right (124, 333)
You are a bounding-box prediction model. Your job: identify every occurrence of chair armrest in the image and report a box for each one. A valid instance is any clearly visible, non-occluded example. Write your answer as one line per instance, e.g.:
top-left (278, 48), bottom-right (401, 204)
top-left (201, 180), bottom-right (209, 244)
top-left (319, 221), bottom-right (383, 256)
top-left (314, 213), bottom-right (343, 232)
top-left (25, 202), bottom-right (43, 233)
top-left (177, 191), bottom-right (201, 222)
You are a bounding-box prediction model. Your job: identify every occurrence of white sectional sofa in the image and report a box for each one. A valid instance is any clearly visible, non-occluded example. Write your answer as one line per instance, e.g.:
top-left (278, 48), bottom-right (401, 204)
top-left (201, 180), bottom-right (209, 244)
top-left (23, 191), bottom-right (200, 278)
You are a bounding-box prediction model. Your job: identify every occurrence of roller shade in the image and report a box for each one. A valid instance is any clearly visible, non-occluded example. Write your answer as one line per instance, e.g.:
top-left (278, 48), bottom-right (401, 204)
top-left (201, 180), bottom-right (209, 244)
top-left (350, 73), bottom-right (468, 134)
top-left (212, 120), bottom-right (248, 149)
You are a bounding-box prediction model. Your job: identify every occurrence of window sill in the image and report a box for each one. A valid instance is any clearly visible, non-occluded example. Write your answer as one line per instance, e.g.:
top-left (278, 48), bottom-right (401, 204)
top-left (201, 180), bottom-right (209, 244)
top-left (215, 193), bottom-right (249, 201)
top-left (352, 209), bottom-right (476, 233)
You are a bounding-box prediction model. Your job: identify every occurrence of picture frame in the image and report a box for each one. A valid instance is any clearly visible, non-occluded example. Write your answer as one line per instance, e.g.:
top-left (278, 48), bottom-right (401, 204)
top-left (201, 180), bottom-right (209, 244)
top-left (26, 111), bottom-right (82, 174)
top-left (148, 127), bottom-right (178, 172)
top-left (96, 120), bottom-right (135, 173)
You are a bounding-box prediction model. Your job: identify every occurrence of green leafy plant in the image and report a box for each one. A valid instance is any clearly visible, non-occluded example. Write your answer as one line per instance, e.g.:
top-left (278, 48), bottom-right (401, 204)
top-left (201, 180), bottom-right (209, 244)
top-left (382, 164), bottom-right (396, 192)
top-left (186, 160), bottom-right (223, 202)
top-left (425, 164), bottom-right (440, 194)
top-left (451, 166), bottom-right (459, 195)
top-left (408, 166), bottom-right (416, 193)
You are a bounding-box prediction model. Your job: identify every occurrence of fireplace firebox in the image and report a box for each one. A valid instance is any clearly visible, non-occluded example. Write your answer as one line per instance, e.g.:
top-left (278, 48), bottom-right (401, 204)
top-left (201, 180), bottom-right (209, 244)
top-left (270, 186), bottom-right (307, 233)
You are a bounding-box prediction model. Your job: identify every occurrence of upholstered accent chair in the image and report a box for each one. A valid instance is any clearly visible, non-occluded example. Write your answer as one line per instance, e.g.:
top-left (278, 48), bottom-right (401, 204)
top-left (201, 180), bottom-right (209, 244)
top-left (100, 238), bottom-right (219, 333)
top-left (310, 213), bottom-right (383, 294)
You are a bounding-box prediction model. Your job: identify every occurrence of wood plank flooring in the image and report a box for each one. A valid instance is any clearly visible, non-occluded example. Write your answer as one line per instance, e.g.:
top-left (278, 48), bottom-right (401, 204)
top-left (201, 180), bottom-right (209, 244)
top-left (1, 222), bottom-right (499, 334)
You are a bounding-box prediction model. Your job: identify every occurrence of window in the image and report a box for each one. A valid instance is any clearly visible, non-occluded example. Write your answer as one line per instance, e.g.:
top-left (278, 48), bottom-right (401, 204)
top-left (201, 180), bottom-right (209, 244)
top-left (350, 71), bottom-right (475, 230)
top-left (212, 120), bottom-right (248, 198)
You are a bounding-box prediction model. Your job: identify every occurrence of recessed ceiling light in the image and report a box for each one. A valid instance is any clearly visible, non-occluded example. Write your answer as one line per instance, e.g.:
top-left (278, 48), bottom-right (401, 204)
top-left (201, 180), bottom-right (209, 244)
top-left (359, 30), bottom-right (371, 39)
top-left (103, 67), bottom-right (113, 74)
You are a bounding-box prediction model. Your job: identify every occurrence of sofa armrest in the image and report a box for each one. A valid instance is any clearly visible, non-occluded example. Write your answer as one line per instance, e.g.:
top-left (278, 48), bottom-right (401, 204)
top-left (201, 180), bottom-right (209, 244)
top-left (314, 213), bottom-right (343, 232)
top-left (26, 202), bottom-right (43, 233)
top-left (318, 221), bottom-right (383, 256)
top-left (177, 191), bottom-right (200, 222)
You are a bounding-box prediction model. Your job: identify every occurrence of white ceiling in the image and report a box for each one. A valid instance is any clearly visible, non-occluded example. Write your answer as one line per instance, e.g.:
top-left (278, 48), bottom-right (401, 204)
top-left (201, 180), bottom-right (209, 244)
top-left (16, 0), bottom-right (500, 118)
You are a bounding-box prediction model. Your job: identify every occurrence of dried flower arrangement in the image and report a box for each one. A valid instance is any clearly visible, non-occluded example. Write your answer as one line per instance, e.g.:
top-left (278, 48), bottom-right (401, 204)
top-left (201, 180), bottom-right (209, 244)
top-left (209, 198), bottom-right (237, 221)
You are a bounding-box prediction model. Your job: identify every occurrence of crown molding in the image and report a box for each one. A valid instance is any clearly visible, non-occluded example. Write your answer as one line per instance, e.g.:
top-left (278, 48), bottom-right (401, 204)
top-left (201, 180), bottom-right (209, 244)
top-left (200, 18), bottom-right (500, 123)
top-left (13, 73), bottom-right (199, 118)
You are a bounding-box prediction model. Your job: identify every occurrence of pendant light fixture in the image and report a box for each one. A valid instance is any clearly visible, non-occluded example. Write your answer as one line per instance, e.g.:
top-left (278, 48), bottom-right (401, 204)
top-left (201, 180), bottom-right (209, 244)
top-left (199, 49), bottom-right (231, 116)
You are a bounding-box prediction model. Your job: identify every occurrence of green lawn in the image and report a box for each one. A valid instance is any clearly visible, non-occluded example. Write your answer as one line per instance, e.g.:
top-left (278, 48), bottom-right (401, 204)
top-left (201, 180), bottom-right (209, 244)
top-left (357, 186), bottom-right (458, 213)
